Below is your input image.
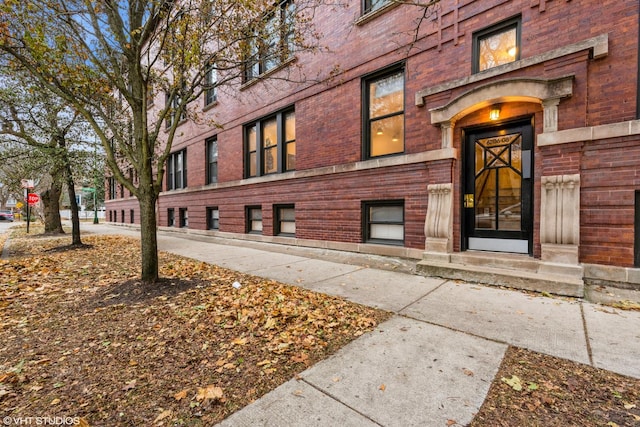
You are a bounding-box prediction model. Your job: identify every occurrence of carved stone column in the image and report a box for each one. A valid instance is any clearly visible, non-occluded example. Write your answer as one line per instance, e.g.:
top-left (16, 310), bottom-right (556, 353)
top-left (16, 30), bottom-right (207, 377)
top-left (542, 98), bottom-right (561, 132)
top-left (423, 183), bottom-right (453, 262)
top-left (539, 174), bottom-right (582, 277)
top-left (440, 121), bottom-right (453, 149)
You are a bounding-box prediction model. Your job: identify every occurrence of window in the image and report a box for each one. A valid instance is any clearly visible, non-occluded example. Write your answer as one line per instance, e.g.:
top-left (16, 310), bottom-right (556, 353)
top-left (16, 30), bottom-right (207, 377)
top-left (121, 210), bottom-right (125, 223)
top-left (207, 207), bottom-right (220, 230)
top-left (130, 209), bottom-right (134, 224)
top-left (165, 91), bottom-right (187, 128)
top-left (168, 208), bottom-right (175, 227)
top-left (167, 149), bottom-right (187, 190)
top-left (363, 0), bottom-right (388, 14)
top-left (128, 169), bottom-right (134, 197)
top-left (204, 62), bottom-right (217, 106)
top-left (275, 205), bottom-right (295, 236)
top-left (108, 177), bottom-right (116, 200)
top-left (245, 109), bottom-right (295, 177)
top-left (206, 137), bottom-right (218, 184)
top-left (363, 201), bottom-right (404, 245)
top-left (179, 208), bottom-right (188, 228)
top-left (364, 67), bottom-right (405, 159)
top-left (473, 17), bottom-right (521, 73)
top-left (247, 206), bottom-right (263, 233)
top-left (244, 0), bottom-right (295, 82)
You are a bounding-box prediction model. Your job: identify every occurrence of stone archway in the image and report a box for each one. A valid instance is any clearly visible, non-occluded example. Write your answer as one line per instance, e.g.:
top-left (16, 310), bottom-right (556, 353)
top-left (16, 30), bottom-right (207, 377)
top-left (423, 75), bottom-right (581, 278)
top-left (429, 76), bottom-right (574, 150)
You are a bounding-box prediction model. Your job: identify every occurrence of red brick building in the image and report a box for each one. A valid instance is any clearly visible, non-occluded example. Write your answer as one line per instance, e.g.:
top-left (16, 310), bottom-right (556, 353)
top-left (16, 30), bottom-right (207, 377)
top-left (106, 0), bottom-right (640, 296)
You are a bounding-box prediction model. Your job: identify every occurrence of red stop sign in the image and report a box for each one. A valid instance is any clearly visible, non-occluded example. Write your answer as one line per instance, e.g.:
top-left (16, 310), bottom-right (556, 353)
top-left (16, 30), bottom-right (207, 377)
top-left (27, 193), bottom-right (40, 205)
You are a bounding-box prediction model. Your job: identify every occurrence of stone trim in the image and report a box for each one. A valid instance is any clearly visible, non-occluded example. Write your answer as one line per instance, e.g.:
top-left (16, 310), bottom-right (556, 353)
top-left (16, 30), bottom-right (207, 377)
top-left (415, 33), bottom-right (608, 106)
top-left (158, 224), bottom-right (425, 260)
top-left (160, 148), bottom-right (458, 196)
top-left (537, 119), bottom-right (640, 146)
top-left (354, 1), bottom-right (401, 26)
top-left (429, 76), bottom-right (574, 126)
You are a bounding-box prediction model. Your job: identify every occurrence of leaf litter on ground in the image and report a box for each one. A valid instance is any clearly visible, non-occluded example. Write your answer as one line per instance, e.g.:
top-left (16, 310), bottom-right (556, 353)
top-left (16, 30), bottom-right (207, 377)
top-left (0, 228), bottom-right (391, 425)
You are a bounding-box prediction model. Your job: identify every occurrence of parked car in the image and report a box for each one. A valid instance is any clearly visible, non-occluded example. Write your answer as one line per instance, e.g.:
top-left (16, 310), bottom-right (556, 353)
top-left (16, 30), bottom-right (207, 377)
top-left (0, 211), bottom-right (14, 222)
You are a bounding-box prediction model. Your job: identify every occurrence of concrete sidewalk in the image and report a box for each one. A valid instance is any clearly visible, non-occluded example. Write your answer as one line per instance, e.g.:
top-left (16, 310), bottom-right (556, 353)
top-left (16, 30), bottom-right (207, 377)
top-left (82, 224), bottom-right (640, 426)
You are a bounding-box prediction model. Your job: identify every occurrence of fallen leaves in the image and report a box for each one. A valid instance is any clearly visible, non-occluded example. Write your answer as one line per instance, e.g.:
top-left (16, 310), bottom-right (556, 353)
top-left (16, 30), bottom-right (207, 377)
top-left (0, 230), bottom-right (390, 425)
top-left (173, 389), bottom-right (188, 401)
top-left (472, 347), bottom-right (640, 426)
top-left (196, 385), bottom-right (224, 402)
top-left (501, 374), bottom-right (523, 391)
top-left (609, 300), bottom-right (640, 311)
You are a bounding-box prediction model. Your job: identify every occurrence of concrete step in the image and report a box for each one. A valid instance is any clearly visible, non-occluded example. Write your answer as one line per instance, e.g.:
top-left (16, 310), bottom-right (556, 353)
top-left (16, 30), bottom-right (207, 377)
top-left (416, 255), bottom-right (584, 298)
top-left (449, 251), bottom-right (540, 272)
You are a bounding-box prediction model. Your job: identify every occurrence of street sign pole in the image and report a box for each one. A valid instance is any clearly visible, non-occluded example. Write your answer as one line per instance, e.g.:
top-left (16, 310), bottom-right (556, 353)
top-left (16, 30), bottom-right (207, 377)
top-left (26, 188), bottom-right (30, 234)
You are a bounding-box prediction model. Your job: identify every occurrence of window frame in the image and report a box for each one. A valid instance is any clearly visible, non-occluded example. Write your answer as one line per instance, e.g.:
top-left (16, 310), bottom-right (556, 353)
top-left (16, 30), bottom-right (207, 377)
top-left (167, 149), bottom-right (187, 190)
top-left (275, 204), bottom-right (295, 236)
top-left (165, 91), bottom-right (187, 129)
top-left (206, 136), bottom-right (218, 184)
top-left (243, 0), bottom-right (295, 82)
top-left (244, 108), bottom-right (295, 178)
top-left (207, 207), bottom-right (220, 230)
top-left (363, 0), bottom-right (388, 15)
top-left (363, 65), bottom-right (406, 160)
top-left (179, 208), bottom-right (188, 228)
top-left (246, 206), bottom-right (263, 234)
top-left (204, 62), bottom-right (217, 106)
top-left (472, 16), bottom-right (522, 74)
top-left (108, 177), bottom-right (116, 200)
top-left (363, 200), bottom-right (405, 246)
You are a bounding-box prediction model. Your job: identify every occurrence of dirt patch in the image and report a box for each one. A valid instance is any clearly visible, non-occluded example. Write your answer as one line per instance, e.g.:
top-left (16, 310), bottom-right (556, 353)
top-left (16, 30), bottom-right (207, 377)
top-left (472, 346), bottom-right (640, 426)
top-left (91, 277), bottom-right (210, 307)
top-left (0, 232), bottom-right (391, 426)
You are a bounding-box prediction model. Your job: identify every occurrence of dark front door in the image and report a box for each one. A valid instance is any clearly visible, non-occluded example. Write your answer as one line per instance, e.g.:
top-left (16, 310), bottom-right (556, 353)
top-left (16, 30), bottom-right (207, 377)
top-left (463, 120), bottom-right (533, 254)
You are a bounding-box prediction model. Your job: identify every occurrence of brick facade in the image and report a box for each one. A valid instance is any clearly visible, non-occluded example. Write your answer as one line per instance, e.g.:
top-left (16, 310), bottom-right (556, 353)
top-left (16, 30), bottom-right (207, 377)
top-left (106, 0), bottom-right (640, 274)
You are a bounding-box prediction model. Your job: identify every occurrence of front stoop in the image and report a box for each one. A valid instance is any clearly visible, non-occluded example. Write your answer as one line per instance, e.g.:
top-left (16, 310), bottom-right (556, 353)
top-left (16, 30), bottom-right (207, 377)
top-left (416, 251), bottom-right (584, 298)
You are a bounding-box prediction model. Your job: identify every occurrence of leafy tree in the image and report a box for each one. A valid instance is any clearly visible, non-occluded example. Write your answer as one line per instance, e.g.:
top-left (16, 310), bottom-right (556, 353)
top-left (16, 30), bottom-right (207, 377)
top-left (0, 0), bottom-right (329, 283)
top-left (0, 71), bottom-right (96, 242)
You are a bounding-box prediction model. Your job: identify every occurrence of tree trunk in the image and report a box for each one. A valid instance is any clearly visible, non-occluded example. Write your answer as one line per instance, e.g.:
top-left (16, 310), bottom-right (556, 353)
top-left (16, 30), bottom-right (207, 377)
top-left (41, 164), bottom-right (65, 234)
top-left (139, 195), bottom-right (159, 283)
top-left (57, 136), bottom-right (82, 245)
top-left (41, 185), bottom-right (64, 234)
top-left (65, 173), bottom-right (82, 245)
